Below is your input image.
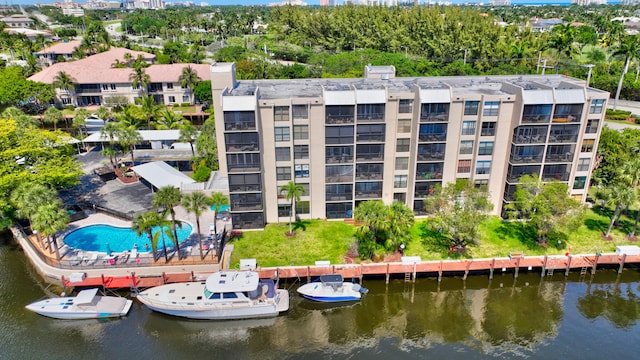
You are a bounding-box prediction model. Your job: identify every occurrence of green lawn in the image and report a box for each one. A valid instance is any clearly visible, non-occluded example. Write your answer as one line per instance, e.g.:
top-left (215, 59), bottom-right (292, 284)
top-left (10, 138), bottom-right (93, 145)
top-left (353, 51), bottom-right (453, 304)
top-left (228, 208), bottom-right (640, 268)
top-left (171, 106), bottom-right (196, 113)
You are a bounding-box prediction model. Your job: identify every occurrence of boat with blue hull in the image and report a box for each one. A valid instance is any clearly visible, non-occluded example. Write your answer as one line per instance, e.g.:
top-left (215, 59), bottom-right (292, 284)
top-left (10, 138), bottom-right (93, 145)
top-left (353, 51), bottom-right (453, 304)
top-left (297, 274), bottom-right (367, 303)
top-left (25, 288), bottom-right (133, 320)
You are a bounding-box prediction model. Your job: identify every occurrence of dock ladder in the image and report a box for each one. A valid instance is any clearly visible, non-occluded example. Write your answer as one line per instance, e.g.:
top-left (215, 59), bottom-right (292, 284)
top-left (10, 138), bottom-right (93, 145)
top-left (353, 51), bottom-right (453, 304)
top-left (404, 272), bottom-right (411, 282)
top-left (546, 266), bottom-right (555, 277)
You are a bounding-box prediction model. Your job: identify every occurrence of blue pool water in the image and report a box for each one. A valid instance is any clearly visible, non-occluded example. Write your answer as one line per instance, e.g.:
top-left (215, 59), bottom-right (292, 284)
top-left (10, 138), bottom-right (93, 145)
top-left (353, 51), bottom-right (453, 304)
top-left (64, 223), bottom-right (193, 253)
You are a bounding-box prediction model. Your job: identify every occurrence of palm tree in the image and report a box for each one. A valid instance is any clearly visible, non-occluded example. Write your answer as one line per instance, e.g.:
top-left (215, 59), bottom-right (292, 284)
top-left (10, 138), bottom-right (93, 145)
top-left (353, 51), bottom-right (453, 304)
top-left (179, 123), bottom-right (199, 157)
top-left (116, 126), bottom-right (142, 167)
top-left (52, 71), bottom-right (75, 107)
top-left (43, 107), bottom-right (64, 131)
top-left (31, 203), bottom-right (70, 261)
top-left (96, 106), bottom-right (112, 122)
top-left (279, 181), bottom-right (306, 235)
top-left (129, 63), bottom-right (150, 95)
top-left (209, 192), bottom-right (229, 239)
top-left (602, 183), bottom-right (635, 238)
top-left (135, 94), bottom-right (161, 129)
top-left (117, 105), bottom-right (145, 129)
top-left (100, 121), bottom-right (121, 167)
top-left (132, 211), bottom-right (163, 262)
top-left (155, 108), bottom-right (186, 130)
top-left (10, 183), bottom-right (59, 248)
top-left (181, 191), bottom-right (212, 260)
top-left (73, 108), bottom-right (91, 137)
top-left (178, 65), bottom-right (201, 105)
top-left (152, 186), bottom-right (183, 258)
top-left (612, 35), bottom-right (640, 111)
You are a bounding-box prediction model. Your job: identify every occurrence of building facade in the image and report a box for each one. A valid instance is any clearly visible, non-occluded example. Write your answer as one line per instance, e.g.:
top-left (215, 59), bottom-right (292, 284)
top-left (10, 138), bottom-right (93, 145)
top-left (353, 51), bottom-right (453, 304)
top-left (210, 63), bottom-right (608, 230)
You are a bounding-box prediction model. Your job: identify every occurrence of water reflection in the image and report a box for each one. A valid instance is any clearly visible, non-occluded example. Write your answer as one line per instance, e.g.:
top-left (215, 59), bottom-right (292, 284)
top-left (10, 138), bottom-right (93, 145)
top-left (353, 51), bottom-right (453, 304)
top-left (578, 275), bottom-right (640, 328)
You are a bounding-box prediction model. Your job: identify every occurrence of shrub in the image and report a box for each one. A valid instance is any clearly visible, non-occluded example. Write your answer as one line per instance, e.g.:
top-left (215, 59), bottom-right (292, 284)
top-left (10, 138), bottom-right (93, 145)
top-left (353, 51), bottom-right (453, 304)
top-left (193, 165), bottom-right (211, 182)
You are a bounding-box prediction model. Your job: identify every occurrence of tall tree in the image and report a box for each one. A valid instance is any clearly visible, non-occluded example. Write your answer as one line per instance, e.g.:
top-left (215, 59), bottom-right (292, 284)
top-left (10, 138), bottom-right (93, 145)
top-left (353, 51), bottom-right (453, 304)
top-left (181, 191), bottom-right (212, 259)
top-left (100, 121), bottom-right (121, 167)
top-left (505, 175), bottom-right (585, 245)
top-left (116, 125), bottom-right (142, 167)
top-left (52, 71), bottom-right (75, 107)
top-left (209, 191), bottom-right (229, 240)
top-left (129, 62), bottom-right (150, 95)
top-left (424, 179), bottom-right (493, 250)
top-left (31, 203), bottom-right (70, 261)
top-left (152, 186), bottom-right (183, 258)
top-left (135, 94), bottom-right (161, 129)
top-left (599, 182), bottom-right (635, 238)
top-left (179, 123), bottom-right (199, 157)
top-left (132, 211), bottom-right (163, 262)
top-left (42, 107), bottom-right (64, 131)
top-left (73, 108), bottom-right (90, 137)
top-left (612, 35), bottom-right (640, 110)
top-left (279, 181), bottom-right (306, 235)
top-left (354, 200), bottom-right (415, 259)
top-left (178, 65), bottom-right (201, 105)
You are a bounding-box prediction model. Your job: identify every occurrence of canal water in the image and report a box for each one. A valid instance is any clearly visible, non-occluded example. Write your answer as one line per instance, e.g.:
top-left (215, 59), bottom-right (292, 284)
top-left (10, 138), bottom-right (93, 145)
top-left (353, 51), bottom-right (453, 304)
top-left (2, 231), bottom-right (640, 359)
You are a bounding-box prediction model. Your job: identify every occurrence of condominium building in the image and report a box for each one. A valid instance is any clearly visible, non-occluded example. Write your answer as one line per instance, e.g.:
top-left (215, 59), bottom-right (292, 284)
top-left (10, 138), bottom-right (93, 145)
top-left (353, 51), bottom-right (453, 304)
top-left (210, 63), bottom-right (608, 230)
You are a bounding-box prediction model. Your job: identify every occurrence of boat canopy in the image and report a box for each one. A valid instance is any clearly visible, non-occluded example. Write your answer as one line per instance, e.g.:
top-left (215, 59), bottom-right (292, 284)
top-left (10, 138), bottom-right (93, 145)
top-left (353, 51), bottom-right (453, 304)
top-left (75, 288), bottom-right (99, 304)
top-left (319, 274), bottom-right (344, 286)
top-left (205, 271), bottom-right (260, 293)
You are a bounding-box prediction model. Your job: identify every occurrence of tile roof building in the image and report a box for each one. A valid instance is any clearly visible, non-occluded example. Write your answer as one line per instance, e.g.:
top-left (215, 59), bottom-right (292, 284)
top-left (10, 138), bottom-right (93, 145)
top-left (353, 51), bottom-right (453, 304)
top-left (28, 47), bottom-right (209, 107)
top-left (210, 62), bottom-right (608, 229)
top-left (34, 40), bottom-right (82, 67)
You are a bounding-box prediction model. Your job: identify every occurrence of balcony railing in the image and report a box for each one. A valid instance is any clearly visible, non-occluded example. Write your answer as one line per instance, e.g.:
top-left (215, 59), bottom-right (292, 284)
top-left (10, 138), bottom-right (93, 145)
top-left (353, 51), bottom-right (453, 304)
top-left (326, 155), bottom-right (354, 164)
top-left (418, 133), bottom-right (447, 142)
top-left (510, 154), bottom-right (543, 163)
top-left (355, 173), bottom-right (383, 180)
top-left (227, 144), bottom-right (259, 152)
top-left (522, 114), bottom-right (551, 123)
top-left (326, 194), bottom-right (353, 201)
top-left (326, 175), bottom-right (353, 183)
top-left (552, 115), bottom-right (580, 123)
top-left (512, 134), bottom-right (547, 144)
top-left (358, 113), bottom-right (385, 122)
top-left (548, 134), bottom-right (578, 143)
top-left (416, 172), bottom-right (442, 180)
top-left (356, 153), bottom-right (383, 161)
top-left (417, 152), bottom-right (445, 161)
top-left (229, 184), bottom-right (261, 192)
top-left (542, 172), bottom-right (570, 182)
top-left (326, 115), bottom-right (355, 124)
top-left (420, 113), bottom-right (448, 122)
top-left (233, 202), bottom-right (263, 211)
top-left (356, 134), bottom-right (385, 142)
top-left (355, 191), bottom-right (382, 199)
top-left (224, 122), bottom-right (256, 131)
top-left (546, 153), bottom-right (574, 162)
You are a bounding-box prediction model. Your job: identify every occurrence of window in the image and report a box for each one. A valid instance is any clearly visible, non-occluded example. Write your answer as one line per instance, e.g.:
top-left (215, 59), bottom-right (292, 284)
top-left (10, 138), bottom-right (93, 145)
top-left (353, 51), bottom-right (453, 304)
top-left (464, 101), bottom-right (480, 116)
top-left (182, 95), bottom-right (190, 102)
top-left (478, 141), bottom-right (494, 156)
top-left (483, 101), bottom-right (500, 116)
top-left (399, 99), bottom-right (413, 113)
top-left (168, 96), bottom-right (175, 103)
top-left (481, 122), bottom-right (496, 136)
top-left (274, 106), bottom-right (289, 121)
top-left (581, 139), bottom-right (595, 153)
top-left (292, 104), bottom-right (308, 119)
top-left (476, 160), bottom-right (491, 174)
top-left (325, 126), bottom-right (354, 145)
top-left (278, 204), bottom-right (291, 217)
top-left (589, 99), bottom-right (605, 114)
top-left (577, 158), bottom-right (590, 172)
top-left (394, 175), bottom-right (407, 188)
top-left (61, 97), bottom-right (72, 105)
top-left (295, 164), bottom-right (309, 178)
top-left (460, 140), bottom-right (474, 154)
top-left (110, 84), bottom-right (116, 90)
top-left (397, 119), bottom-right (411, 133)
top-left (293, 125), bottom-right (308, 140)
top-left (394, 193), bottom-right (406, 203)
top-left (573, 176), bottom-right (587, 189)
top-left (294, 145), bottom-right (309, 159)
top-left (395, 157), bottom-right (409, 170)
top-left (300, 183), bottom-right (310, 195)
top-left (296, 200), bottom-right (310, 214)
top-left (275, 127), bottom-right (290, 142)
top-left (586, 119), bottom-right (599, 134)
top-left (276, 167), bottom-right (291, 180)
top-left (462, 121), bottom-right (476, 136)
top-left (458, 159), bottom-right (471, 173)
top-left (275, 147), bottom-right (290, 162)
top-left (167, 83), bottom-right (173, 89)
top-left (102, 84), bottom-right (109, 91)
top-left (396, 138), bottom-right (410, 152)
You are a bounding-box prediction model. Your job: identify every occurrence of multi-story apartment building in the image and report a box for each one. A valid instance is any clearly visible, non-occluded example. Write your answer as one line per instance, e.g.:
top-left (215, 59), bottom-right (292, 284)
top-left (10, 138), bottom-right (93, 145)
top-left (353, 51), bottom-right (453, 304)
top-left (210, 63), bottom-right (608, 230)
top-left (29, 47), bottom-right (210, 107)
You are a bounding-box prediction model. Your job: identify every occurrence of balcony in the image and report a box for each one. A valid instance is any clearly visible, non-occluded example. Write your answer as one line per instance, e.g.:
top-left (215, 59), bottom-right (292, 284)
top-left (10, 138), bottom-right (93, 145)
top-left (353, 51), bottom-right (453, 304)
top-left (512, 134), bottom-right (547, 144)
top-left (356, 134), bottom-right (385, 142)
top-left (417, 152), bottom-right (445, 161)
top-left (326, 155), bottom-right (354, 164)
top-left (542, 172), bottom-right (570, 182)
top-left (420, 113), bottom-right (448, 123)
top-left (227, 144), bottom-right (259, 152)
top-left (224, 121), bottom-right (256, 131)
top-left (326, 175), bottom-right (353, 183)
top-left (521, 114), bottom-right (551, 123)
top-left (356, 153), bottom-right (383, 161)
top-left (355, 191), bottom-right (382, 199)
top-left (510, 154), bottom-right (543, 164)
top-left (416, 172), bottom-right (442, 181)
top-left (355, 173), bottom-right (383, 181)
top-left (326, 193), bottom-right (353, 201)
top-left (357, 113), bottom-right (385, 122)
top-left (418, 133), bottom-right (447, 142)
top-left (546, 153), bottom-right (574, 162)
top-left (548, 134), bottom-right (578, 143)
top-left (326, 115), bottom-right (355, 125)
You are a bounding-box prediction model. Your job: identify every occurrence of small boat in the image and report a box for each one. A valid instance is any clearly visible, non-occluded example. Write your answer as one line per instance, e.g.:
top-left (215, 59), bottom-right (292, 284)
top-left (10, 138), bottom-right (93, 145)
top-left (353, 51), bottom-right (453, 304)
top-left (297, 274), bottom-right (368, 303)
top-left (135, 270), bottom-right (289, 320)
top-left (25, 288), bottom-right (133, 320)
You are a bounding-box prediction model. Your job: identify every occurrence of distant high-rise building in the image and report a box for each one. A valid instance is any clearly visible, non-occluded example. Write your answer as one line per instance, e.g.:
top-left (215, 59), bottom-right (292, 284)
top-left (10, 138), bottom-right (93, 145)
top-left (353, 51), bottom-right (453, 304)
top-left (572, 0), bottom-right (606, 4)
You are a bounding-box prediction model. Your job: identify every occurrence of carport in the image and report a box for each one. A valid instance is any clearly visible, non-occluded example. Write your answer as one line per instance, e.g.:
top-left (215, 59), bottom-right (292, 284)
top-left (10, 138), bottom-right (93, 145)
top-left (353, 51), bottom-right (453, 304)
top-left (131, 161), bottom-right (195, 191)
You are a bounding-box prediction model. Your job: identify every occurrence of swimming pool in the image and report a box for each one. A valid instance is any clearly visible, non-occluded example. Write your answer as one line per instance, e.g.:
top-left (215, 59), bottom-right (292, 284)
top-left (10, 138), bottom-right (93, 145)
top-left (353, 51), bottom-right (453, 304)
top-left (64, 223), bottom-right (193, 253)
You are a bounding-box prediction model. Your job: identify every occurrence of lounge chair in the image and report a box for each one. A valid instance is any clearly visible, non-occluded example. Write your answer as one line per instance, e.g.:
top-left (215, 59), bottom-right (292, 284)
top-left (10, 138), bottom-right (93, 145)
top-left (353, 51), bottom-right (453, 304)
top-left (71, 252), bottom-right (84, 266)
top-left (85, 252), bottom-right (99, 266)
top-left (129, 248), bottom-right (138, 263)
top-left (120, 251), bottom-right (130, 264)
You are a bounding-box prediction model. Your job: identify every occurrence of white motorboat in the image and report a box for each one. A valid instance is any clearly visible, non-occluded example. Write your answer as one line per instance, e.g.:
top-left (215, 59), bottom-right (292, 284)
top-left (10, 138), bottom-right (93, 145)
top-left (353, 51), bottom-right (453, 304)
top-left (25, 288), bottom-right (133, 320)
top-left (135, 270), bottom-right (290, 320)
top-left (297, 274), bottom-right (368, 303)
